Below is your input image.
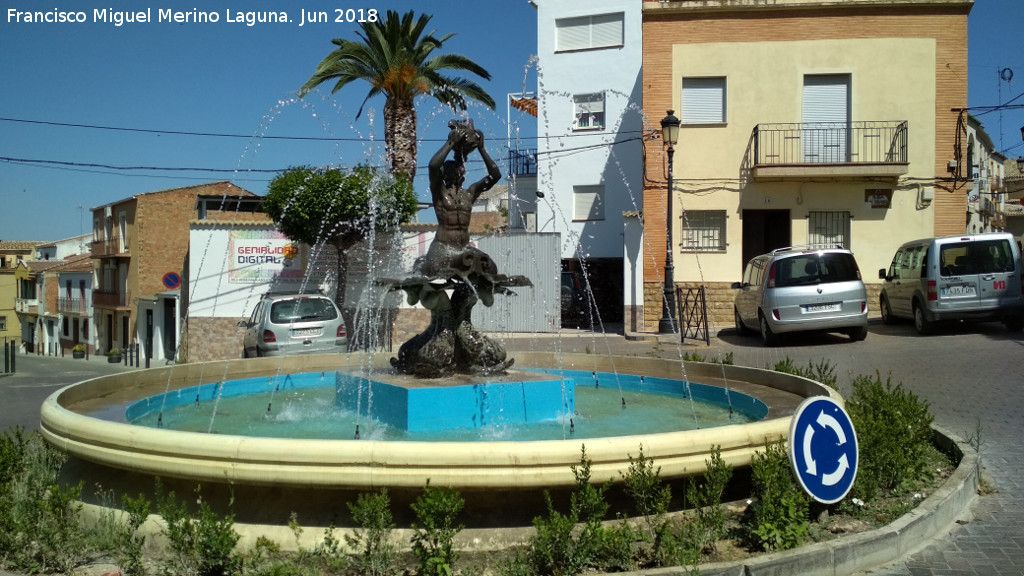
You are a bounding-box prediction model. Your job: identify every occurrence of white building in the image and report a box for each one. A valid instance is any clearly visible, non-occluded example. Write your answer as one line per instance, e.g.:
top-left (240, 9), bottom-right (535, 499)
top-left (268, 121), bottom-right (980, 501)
top-left (964, 115), bottom-right (1008, 234)
top-left (531, 0), bottom-right (645, 324)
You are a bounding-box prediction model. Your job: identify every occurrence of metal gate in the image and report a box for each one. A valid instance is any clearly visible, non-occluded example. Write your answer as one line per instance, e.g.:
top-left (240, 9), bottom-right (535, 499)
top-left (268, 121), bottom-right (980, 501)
top-left (472, 233), bottom-right (560, 333)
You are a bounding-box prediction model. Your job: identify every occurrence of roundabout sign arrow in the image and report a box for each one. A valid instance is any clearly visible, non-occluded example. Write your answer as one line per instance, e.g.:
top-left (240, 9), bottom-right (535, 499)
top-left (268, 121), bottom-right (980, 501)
top-left (789, 396), bottom-right (858, 504)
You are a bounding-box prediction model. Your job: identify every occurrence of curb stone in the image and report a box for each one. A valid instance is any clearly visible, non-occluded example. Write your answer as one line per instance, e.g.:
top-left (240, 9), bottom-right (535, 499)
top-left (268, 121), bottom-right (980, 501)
top-left (602, 425), bottom-right (979, 576)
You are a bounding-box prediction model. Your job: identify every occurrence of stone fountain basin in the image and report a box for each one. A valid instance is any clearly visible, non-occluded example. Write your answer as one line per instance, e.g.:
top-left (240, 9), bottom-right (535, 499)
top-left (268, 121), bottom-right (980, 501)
top-left (39, 352), bottom-right (836, 493)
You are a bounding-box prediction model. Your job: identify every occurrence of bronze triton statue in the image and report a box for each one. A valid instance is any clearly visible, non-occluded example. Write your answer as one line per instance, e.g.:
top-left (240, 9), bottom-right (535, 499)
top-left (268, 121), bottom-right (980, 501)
top-left (384, 120), bottom-right (531, 377)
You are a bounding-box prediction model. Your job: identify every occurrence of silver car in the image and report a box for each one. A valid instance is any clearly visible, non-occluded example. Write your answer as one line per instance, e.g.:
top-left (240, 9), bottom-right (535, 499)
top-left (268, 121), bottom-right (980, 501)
top-left (240, 293), bottom-right (348, 357)
top-left (732, 246), bottom-right (869, 346)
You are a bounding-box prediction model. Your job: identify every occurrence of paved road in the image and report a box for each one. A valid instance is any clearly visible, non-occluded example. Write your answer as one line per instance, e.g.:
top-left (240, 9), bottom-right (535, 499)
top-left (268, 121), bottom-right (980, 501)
top-left (2, 320), bottom-right (1022, 575)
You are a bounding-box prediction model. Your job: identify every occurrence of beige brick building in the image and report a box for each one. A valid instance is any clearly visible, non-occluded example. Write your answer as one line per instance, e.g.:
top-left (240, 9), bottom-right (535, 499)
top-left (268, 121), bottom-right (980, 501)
top-left (91, 182), bottom-right (256, 360)
top-left (639, 0), bottom-right (972, 331)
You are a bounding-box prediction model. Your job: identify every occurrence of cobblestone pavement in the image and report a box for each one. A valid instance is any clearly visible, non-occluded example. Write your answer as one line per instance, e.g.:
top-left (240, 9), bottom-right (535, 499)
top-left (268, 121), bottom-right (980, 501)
top-left (3, 320), bottom-right (1023, 575)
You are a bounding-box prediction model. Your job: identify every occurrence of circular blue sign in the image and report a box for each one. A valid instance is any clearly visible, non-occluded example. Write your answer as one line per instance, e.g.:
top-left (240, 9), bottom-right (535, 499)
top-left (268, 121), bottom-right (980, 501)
top-left (162, 272), bottom-right (181, 290)
top-left (788, 396), bottom-right (858, 504)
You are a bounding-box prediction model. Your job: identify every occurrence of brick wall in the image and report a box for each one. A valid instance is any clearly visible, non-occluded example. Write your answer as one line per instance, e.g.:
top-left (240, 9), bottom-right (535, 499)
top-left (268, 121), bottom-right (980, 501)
top-left (181, 316), bottom-right (245, 363)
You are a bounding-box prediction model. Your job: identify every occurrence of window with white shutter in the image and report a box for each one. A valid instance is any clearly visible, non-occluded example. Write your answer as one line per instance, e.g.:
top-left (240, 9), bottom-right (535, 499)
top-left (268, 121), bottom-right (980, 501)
top-left (681, 77), bottom-right (727, 124)
top-left (555, 13), bottom-right (624, 52)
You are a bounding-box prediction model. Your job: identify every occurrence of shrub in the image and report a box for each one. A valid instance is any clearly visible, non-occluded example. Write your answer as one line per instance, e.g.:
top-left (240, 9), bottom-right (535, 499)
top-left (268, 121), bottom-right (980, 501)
top-left (0, 428), bottom-right (89, 573)
top-left (771, 357), bottom-right (837, 390)
top-left (845, 372), bottom-right (934, 498)
top-left (155, 482), bottom-right (241, 576)
top-left (410, 481), bottom-right (465, 576)
top-left (345, 488), bottom-right (397, 576)
top-left (686, 445), bottom-right (733, 552)
top-left (621, 445), bottom-right (671, 565)
top-left (745, 440), bottom-right (809, 551)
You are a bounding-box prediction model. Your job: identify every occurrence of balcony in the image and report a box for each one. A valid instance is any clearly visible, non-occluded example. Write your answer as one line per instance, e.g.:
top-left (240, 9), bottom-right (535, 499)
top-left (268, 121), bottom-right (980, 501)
top-left (93, 289), bottom-right (129, 309)
top-left (509, 149), bottom-right (537, 177)
top-left (58, 297), bottom-right (91, 316)
top-left (91, 235), bottom-right (129, 258)
top-left (750, 121), bottom-right (909, 181)
top-left (15, 298), bottom-right (38, 315)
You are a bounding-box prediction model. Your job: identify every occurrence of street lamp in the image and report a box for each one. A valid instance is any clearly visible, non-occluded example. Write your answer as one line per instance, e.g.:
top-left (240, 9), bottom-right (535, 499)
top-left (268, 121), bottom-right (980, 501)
top-left (659, 110), bottom-right (681, 334)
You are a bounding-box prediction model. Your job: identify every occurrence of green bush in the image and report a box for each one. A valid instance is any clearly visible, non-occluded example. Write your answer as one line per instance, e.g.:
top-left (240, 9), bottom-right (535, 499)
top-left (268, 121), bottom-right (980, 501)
top-left (686, 445), bottom-right (733, 552)
top-left (845, 372), bottom-right (934, 498)
top-left (771, 357), bottom-right (837, 390)
top-left (345, 488), bottom-right (397, 576)
top-left (155, 482), bottom-right (241, 576)
top-left (621, 445), bottom-right (671, 565)
top-left (411, 481), bottom-right (465, 576)
top-left (745, 440), bottom-right (809, 551)
top-left (0, 428), bottom-right (89, 573)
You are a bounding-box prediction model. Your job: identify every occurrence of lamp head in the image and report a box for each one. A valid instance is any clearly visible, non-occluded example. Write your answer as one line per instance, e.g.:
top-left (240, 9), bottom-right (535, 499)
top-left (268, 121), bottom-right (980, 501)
top-left (661, 110), bottom-right (680, 147)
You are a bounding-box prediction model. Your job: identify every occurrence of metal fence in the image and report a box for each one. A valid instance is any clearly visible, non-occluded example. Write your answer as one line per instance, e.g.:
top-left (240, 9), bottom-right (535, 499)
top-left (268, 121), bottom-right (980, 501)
top-left (752, 121), bottom-right (908, 166)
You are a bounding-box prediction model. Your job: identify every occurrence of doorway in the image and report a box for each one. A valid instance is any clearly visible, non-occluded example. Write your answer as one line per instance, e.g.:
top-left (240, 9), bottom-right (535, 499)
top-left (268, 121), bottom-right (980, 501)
top-left (163, 298), bottom-right (177, 360)
top-left (741, 210), bottom-right (791, 269)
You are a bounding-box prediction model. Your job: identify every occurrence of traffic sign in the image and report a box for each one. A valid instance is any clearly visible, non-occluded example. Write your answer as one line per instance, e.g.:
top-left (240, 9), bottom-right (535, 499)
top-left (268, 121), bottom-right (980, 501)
top-left (788, 396), bottom-right (858, 504)
top-left (162, 272), bottom-right (181, 290)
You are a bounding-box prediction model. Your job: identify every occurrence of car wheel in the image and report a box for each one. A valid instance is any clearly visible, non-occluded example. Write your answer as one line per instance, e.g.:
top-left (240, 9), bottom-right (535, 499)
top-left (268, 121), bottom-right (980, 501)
top-left (1006, 317), bottom-right (1024, 332)
top-left (759, 313), bottom-right (780, 347)
top-left (242, 347), bottom-right (248, 359)
top-left (847, 326), bottom-right (868, 342)
top-left (880, 295), bottom-right (896, 325)
top-left (734, 307), bottom-right (749, 336)
top-left (913, 303), bottom-right (932, 335)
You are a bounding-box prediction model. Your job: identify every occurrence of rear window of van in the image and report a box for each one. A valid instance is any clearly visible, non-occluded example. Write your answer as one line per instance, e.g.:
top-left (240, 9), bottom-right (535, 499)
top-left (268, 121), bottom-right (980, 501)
top-left (939, 239), bottom-right (1015, 277)
top-left (775, 253), bottom-right (860, 287)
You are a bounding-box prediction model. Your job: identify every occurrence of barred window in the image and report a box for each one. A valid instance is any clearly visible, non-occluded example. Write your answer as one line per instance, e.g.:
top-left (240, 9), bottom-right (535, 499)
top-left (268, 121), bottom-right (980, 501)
top-left (808, 211), bottom-right (851, 249)
top-left (680, 210), bottom-right (726, 251)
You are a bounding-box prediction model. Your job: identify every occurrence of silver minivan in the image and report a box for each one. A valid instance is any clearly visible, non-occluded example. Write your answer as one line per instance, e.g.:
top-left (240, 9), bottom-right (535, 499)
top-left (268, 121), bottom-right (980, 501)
top-left (878, 232), bottom-right (1024, 334)
top-left (240, 293), bottom-right (348, 357)
top-left (733, 246), bottom-right (869, 346)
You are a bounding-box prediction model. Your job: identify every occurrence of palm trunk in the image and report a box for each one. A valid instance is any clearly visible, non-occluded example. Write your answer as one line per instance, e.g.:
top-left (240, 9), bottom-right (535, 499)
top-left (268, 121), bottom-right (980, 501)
top-left (385, 98), bottom-right (418, 181)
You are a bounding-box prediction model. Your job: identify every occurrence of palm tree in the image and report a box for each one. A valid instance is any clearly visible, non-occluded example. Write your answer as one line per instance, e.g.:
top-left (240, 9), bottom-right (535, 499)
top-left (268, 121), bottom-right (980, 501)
top-left (299, 10), bottom-right (496, 181)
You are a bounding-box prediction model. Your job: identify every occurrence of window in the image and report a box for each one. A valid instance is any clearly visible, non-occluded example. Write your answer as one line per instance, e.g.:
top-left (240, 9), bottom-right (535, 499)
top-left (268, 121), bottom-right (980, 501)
top-left (680, 210), bottom-right (726, 251)
top-left (0, 315), bottom-right (6, 331)
top-left (555, 12), bottom-right (624, 52)
top-left (573, 93), bottom-right (605, 131)
top-left (808, 211), bottom-right (851, 249)
top-left (62, 316), bottom-right (69, 336)
top-left (681, 77), bottom-right (726, 124)
top-left (573, 185), bottom-right (605, 221)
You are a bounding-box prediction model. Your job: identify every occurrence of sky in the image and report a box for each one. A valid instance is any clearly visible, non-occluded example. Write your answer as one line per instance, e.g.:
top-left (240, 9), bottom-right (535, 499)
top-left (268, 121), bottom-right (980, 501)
top-left (1, 0), bottom-right (1022, 243)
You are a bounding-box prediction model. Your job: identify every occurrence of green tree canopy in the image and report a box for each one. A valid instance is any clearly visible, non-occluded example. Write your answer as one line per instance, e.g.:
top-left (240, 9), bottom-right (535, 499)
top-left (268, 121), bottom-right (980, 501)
top-left (299, 10), bottom-right (495, 181)
top-left (261, 165), bottom-right (417, 309)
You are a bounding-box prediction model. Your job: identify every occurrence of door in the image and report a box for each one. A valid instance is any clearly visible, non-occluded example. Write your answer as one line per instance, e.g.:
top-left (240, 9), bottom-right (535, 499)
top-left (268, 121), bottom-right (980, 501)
top-left (163, 298), bottom-right (177, 360)
top-left (145, 309), bottom-right (154, 362)
top-left (741, 210), bottom-right (791, 271)
top-left (803, 75), bottom-right (851, 163)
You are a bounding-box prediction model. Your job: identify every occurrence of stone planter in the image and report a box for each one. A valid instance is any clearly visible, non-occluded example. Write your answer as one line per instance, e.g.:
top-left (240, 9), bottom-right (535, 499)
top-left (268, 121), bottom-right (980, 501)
top-left (72, 350), bottom-right (85, 359)
top-left (107, 354), bottom-right (121, 364)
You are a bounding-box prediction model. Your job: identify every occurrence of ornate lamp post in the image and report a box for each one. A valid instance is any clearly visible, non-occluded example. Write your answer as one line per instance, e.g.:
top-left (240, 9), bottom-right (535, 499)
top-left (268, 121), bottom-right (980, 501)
top-left (659, 110), bottom-right (681, 334)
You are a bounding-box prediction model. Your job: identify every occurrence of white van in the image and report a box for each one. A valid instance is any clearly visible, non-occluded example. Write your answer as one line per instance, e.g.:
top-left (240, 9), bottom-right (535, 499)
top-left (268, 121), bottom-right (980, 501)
top-left (877, 232), bottom-right (1024, 334)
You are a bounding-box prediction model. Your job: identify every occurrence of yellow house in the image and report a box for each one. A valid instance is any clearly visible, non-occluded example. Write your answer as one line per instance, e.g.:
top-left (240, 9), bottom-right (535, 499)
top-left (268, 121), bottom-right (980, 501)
top-left (640, 0), bottom-right (972, 330)
top-left (0, 241), bottom-right (42, 349)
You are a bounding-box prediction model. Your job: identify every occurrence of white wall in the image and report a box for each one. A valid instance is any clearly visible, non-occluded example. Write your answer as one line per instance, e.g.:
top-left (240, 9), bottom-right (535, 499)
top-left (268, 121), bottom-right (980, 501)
top-left (535, 0), bottom-right (644, 260)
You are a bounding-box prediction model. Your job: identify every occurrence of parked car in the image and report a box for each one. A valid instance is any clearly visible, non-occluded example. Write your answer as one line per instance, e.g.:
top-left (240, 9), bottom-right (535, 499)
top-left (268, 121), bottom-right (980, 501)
top-left (877, 232), bottom-right (1024, 334)
top-left (560, 270), bottom-right (588, 324)
top-left (240, 293), bottom-right (348, 357)
top-left (732, 246), bottom-right (869, 346)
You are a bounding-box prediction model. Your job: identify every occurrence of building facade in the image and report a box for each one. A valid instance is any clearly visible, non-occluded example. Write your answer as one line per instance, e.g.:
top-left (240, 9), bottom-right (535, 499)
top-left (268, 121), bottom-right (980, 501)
top-left (91, 181), bottom-right (255, 362)
top-left (532, 0), bottom-right (645, 324)
top-left (641, 0), bottom-right (972, 330)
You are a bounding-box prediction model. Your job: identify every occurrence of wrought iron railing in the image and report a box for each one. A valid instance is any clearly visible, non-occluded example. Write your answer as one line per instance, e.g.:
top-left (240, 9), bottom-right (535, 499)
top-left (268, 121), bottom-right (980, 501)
top-left (752, 121), bottom-right (908, 166)
top-left (58, 297), bottom-right (91, 315)
top-left (90, 235), bottom-right (129, 257)
top-left (509, 149), bottom-right (537, 177)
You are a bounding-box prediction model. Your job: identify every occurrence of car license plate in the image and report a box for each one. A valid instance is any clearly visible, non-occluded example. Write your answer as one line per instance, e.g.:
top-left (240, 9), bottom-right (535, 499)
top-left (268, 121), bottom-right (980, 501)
top-left (803, 303), bottom-right (840, 313)
top-left (291, 328), bottom-right (321, 337)
top-left (942, 284), bottom-right (975, 296)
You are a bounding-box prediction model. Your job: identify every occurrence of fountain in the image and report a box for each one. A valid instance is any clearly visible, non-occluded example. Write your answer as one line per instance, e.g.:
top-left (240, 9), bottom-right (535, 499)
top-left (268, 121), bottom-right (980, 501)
top-left (38, 118), bottom-right (840, 533)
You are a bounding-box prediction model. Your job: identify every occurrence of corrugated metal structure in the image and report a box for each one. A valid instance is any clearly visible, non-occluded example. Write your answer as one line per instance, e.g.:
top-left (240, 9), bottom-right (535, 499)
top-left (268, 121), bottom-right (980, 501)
top-left (472, 233), bottom-right (560, 333)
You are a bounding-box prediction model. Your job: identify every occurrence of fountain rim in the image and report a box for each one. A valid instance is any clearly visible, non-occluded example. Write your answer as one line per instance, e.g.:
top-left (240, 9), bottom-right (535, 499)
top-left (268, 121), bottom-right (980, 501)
top-left (39, 352), bottom-right (839, 490)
